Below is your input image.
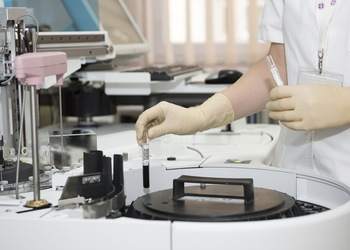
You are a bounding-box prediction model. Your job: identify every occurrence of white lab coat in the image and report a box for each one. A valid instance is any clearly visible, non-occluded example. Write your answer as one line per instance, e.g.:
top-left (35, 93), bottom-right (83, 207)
top-left (260, 0), bottom-right (350, 186)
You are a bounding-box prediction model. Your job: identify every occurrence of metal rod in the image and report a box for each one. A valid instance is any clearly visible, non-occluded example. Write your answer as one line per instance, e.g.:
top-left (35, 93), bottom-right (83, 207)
top-left (58, 86), bottom-right (64, 150)
top-left (28, 26), bottom-right (41, 201)
top-left (29, 86), bottom-right (40, 200)
top-left (15, 86), bottom-right (27, 199)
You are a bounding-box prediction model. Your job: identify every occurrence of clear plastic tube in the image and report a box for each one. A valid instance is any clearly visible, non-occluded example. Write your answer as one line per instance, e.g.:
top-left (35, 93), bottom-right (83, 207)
top-left (266, 55), bottom-right (284, 87)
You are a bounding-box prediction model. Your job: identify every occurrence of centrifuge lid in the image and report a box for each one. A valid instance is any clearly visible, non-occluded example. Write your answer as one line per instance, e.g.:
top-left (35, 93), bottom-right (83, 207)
top-left (129, 175), bottom-right (297, 222)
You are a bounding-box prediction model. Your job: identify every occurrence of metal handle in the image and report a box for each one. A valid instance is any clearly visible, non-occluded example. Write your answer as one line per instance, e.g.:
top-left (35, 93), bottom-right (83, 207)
top-left (172, 175), bottom-right (254, 204)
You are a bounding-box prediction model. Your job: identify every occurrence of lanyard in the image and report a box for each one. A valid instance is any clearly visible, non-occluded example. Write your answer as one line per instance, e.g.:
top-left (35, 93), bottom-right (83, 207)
top-left (316, 0), bottom-right (338, 74)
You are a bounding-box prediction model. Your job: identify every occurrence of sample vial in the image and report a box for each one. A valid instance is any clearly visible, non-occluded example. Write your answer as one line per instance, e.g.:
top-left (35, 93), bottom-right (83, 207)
top-left (141, 143), bottom-right (150, 189)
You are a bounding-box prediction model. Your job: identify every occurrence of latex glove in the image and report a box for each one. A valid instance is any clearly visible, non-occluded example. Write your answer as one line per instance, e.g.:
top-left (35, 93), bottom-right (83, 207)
top-left (266, 85), bottom-right (350, 131)
top-left (136, 93), bottom-right (235, 144)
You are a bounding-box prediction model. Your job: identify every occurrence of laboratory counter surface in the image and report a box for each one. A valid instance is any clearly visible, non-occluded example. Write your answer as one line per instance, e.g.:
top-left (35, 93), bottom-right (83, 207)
top-left (78, 69), bottom-right (237, 96)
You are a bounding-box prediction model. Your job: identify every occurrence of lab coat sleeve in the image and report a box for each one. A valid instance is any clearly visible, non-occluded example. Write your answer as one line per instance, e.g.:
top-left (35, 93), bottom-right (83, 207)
top-left (259, 0), bottom-right (284, 43)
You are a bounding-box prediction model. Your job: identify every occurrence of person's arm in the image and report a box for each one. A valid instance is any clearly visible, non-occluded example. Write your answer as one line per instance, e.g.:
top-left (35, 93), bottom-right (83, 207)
top-left (135, 43), bottom-right (286, 144)
top-left (222, 43), bottom-right (287, 120)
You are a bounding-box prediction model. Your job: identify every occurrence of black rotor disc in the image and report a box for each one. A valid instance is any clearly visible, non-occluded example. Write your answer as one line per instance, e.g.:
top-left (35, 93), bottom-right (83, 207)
top-left (129, 184), bottom-right (296, 222)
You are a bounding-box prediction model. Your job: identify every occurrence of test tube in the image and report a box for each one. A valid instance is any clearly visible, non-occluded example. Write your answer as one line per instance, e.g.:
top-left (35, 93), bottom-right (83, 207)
top-left (266, 55), bottom-right (284, 127)
top-left (142, 143), bottom-right (150, 190)
top-left (266, 55), bottom-right (284, 87)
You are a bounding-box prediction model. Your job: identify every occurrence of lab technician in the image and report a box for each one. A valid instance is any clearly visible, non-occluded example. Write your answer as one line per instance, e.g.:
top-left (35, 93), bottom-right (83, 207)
top-left (136, 0), bottom-right (350, 186)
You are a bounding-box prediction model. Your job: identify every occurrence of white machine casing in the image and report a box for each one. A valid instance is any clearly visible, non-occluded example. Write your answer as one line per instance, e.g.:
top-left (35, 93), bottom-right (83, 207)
top-left (1, 125), bottom-right (349, 250)
top-left (1, 164), bottom-right (349, 250)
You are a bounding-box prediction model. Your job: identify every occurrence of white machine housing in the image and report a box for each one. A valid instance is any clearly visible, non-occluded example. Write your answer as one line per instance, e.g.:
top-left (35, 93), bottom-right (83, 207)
top-left (0, 125), bottom-right (349, 250)
top-left (0, 163), bottom-right (349, 250)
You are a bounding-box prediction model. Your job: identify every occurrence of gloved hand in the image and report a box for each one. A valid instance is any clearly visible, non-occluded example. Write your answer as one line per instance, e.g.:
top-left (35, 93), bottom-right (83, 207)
top-left (136, 93), bottom-right (235, 144)
top-left (266, 85), bottom-right (350, 131)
